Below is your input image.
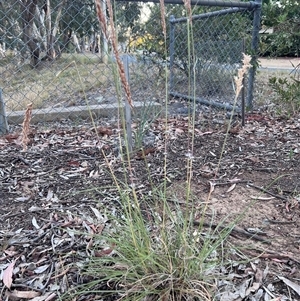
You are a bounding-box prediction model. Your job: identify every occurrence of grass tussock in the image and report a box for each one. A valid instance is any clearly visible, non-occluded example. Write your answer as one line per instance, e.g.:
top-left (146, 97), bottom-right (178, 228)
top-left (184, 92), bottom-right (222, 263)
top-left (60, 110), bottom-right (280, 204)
top-left (68, 187), bottom-right (233, 301)
top-left (65, 53), bottom-right (253, 301)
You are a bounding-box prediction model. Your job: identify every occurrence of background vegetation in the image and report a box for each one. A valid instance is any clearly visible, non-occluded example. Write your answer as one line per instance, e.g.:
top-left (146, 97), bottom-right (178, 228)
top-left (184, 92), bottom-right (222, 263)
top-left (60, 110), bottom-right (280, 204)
top-left (0, 0), bottom-right (299, 65)
top-left (260, 0), bottom-right (300, 57)
top-left (0, 0), bottom-right (299, 116)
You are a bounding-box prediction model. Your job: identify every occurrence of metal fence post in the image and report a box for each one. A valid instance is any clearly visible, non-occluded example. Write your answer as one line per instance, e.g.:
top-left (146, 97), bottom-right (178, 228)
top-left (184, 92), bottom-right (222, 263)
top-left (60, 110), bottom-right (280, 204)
top-left (169, 15), bottom-right (175, 93)
top-left (0, 89), bottom-right (9, 134)
top-left (247, 0), bottom-right (262, 110)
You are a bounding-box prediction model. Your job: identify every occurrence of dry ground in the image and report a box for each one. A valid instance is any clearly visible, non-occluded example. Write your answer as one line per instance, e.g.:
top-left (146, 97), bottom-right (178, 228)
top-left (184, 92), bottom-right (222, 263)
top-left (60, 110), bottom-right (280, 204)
top-left (0, 110), bottom-right (300, 300)
top-left (1, 55), bottom-right (300, 300)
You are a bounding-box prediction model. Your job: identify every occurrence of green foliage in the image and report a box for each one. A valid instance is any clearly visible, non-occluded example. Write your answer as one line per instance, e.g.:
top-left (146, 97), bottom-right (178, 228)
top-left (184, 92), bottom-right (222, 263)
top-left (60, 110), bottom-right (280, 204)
top-left (129, 3), bottom-right (252, 98)
top-left (115, 2), bottom-right (142, 43)
top-left (269, 63), bottom-right (300, 115)
top-left (62, 0), bottom-right (98, 38)
top-left (260, 0), bottom-right (300, 56)
top-left (128, 33), bottom-right (165, 56)
top-left (133, 102), bottom-right (161, 150)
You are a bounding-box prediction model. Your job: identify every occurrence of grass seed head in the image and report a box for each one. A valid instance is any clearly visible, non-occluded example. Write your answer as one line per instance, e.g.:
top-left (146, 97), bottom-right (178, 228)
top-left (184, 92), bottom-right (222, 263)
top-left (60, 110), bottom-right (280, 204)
top-left (183, 0), bottom-right (193, 23)
top-left (95, 0), bottom-right (133, 107)
top-left (234, 53), bottom-right (252, 96)
top-left (159, 0), bottom-right (167, 38)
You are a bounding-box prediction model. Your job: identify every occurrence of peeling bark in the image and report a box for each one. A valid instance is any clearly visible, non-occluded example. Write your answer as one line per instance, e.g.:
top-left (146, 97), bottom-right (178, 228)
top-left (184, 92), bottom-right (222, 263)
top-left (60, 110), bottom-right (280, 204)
top-left (45, 0), bottom-right (66, 60)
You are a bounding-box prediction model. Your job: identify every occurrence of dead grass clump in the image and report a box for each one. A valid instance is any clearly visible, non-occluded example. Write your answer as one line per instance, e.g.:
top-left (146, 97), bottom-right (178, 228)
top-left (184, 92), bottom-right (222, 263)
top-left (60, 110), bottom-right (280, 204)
top-left (21, 103), bottom-right (32, 151)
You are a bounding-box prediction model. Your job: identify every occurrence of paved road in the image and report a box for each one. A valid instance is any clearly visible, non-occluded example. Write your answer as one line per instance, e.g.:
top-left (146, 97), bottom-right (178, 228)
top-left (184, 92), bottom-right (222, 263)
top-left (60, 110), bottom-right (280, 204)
top-left (259, 57), bottom-right (300, 71)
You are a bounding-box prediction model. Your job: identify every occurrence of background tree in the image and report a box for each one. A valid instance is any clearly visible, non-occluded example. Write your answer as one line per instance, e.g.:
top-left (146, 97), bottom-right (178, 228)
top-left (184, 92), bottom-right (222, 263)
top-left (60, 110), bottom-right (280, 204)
top-left (0, 0), bottom-right (143, 66)
top-left (0, 0), bottom-right (68, 66)
top-left (260, 0), bottom-right (300, 57)
top-left (114, 1), bottom-right (142, 48)
top-left (43, 0), bottom-right (66, 60)
top-left (60, 0), bottom-right (98, 53)
top-left (21, 0), bottom-right (40, 67)
top-left (0, 1), bottom-right (24, 52)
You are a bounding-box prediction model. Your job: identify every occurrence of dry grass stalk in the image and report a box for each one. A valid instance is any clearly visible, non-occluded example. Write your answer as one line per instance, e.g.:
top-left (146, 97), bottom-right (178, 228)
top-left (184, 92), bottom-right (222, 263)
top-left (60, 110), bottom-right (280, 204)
top-left (216, 53), bottom-right (252, 176)
top-left (94, 0), bottom-right (133, 108)
top-left (21, 103), bottom-right (33, 151)
top-left (234, 53), bottom-right (252, 96)
top-left (94, 0), bottom-right (108, 39)
top-left (159, 0), bottom-right (167, 38)
top-left (183, 0), bottom-right (193, 23)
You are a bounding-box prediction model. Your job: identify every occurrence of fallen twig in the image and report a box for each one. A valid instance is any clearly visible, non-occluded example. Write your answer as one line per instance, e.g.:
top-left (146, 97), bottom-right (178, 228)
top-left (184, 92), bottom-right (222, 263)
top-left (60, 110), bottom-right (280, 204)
top-left (247, 183), bottom-right (288, 201)
top-left (245, 249), bottom-right (300, 265)
top-left (50, 266), bottom-right (70, 280)
top-left (193, 221), bottom-right (271, 244)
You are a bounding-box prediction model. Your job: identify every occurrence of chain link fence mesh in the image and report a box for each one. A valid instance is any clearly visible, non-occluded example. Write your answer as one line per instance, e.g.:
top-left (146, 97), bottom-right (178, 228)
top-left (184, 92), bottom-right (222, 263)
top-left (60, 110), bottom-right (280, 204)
top-left (171, 1), bottom-right (261, 113)
top-left (0, 0), bottom-right (261, 130)
top-left (169, 8), bottom-right (252, 110)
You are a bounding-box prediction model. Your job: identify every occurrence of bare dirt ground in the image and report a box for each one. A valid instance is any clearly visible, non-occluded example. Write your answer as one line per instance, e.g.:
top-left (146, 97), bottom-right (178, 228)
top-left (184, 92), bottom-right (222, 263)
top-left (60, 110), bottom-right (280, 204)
top-left (0, 110), bottom-right (300, 300)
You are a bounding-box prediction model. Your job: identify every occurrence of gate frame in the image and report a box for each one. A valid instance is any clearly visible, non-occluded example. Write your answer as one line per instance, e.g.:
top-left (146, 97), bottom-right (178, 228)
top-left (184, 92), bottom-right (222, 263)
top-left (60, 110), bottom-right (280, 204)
top-left (168, 0), bottom-right (262, 113)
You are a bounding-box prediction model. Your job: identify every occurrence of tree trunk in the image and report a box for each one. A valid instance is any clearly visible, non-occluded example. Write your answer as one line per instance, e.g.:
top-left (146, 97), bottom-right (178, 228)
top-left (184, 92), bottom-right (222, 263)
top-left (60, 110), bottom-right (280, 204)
top-left (45, 0), bottom-right (66, 60)
top-left (72, 33), bottom-right (81, 53)
top-left (100, 0), bottom-right (108, 64)
top-left (81, 38), bottom-right (86, 53)
top-left (21, 0), bottom-right (40, 68)
top-left (35, 5), bottom-right (47, 52)
top-left (61, 29), bottom-right (72, 53)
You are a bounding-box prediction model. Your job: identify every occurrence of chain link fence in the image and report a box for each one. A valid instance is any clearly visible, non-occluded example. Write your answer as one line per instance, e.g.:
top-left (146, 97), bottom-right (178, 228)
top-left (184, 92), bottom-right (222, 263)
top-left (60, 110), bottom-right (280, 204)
top-left (169, 1), bottom-right (261, 112)
top-left (0, 0), bottom-right (261, 132)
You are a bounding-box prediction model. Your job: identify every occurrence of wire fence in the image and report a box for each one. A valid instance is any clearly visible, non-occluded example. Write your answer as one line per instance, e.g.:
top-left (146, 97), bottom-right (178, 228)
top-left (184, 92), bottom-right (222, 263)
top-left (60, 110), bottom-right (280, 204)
top-left (0, 0), bottom-right (261, 132)
top-left (169, 1), bottom-right (261, 112)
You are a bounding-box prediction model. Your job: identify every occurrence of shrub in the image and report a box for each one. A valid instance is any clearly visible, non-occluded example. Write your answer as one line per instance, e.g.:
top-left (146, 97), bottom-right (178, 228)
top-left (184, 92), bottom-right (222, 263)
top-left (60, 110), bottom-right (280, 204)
top-left (269, 62), bottom-right (300, 115)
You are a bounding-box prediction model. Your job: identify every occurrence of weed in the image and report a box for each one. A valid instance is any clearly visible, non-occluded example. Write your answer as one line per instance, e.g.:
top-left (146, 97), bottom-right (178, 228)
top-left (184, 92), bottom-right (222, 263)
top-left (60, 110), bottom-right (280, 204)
top-left (269, 62), bottom-right (300, 115)
top-left (61, 2), bottom-right (254, 300)
top-left (133, 101), bottom-right (161, 149)
top-left (288, 148), bottom-right (295, 159)
top-left (62, 1), bottom-right (231, 299)
top-left (66, 40), bottom-right (254, 301)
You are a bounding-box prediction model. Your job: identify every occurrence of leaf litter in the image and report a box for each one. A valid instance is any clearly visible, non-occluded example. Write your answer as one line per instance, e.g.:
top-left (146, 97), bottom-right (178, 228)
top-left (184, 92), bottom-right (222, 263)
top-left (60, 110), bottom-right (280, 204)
top-left (0, 112), bottom-right (299, 300)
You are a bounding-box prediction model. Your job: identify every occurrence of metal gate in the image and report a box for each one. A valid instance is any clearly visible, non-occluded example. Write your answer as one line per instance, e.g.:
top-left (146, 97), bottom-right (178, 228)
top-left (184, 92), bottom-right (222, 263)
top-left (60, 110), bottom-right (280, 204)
top-left (169, 0), bottom-right (262, 112)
